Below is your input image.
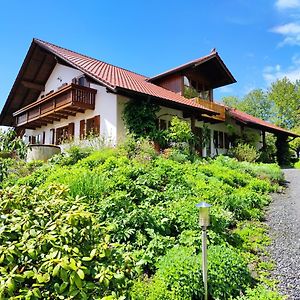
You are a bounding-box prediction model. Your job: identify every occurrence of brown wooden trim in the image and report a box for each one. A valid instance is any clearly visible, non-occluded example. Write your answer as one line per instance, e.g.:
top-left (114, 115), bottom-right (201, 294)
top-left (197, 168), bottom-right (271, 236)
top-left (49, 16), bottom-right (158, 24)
top-left (21, 80), bottom-right (45, 91)
top-left (68, 122), bottom-right (75, 139)
top-left (80, 119), bottom-right (85, 139)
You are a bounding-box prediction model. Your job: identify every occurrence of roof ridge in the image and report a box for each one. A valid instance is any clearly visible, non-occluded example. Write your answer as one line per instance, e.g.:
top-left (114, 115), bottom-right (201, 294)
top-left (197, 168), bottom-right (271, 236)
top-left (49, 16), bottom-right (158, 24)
top-left (148, 51), bottom-right (217, 81)
top-left (33, 38), bottom-right (149, 80)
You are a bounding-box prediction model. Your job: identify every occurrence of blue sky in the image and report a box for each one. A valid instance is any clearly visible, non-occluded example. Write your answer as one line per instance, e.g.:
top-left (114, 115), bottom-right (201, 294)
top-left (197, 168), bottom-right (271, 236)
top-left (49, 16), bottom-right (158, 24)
top-left (1, 0), bottom-right (300, 109)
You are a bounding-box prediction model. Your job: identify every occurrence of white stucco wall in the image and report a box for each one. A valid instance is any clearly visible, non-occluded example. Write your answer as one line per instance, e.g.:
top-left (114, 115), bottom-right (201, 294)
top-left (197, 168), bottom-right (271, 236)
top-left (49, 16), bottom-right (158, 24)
top-left (23, 64), bottom-right (263, 157)
top-left (24, 63), bottom-right (118, 146)
top-left (38, 64), bottom-right (83, 100)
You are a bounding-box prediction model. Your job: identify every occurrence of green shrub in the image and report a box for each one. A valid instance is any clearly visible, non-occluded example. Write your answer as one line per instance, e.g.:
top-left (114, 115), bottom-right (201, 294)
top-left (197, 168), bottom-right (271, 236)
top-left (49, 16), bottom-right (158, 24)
top-left (131, 246), bottom-right (203, 300)
top-left (0, 144), bottom-right (284, 298)
top-left (208, 245), bottom-right (253, 299)
top-left (236, 285), bottom-right (286, 300)
top-left (76, 148), bottom-right (118, 169)
top-left (229, 143), bottom-right (259, 162)
top-left (295, 160), bottom-right (300, 169)
top-left (49, 146), bottom-right (91, 166)
top-left (224, 188), bottom-right (270, 220)
top-left (233, 221), bottom-right (270, 253)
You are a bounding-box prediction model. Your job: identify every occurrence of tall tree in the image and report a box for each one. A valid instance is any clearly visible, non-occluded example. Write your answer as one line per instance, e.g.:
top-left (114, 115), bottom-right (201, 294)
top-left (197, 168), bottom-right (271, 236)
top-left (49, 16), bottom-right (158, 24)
top-left (222, 89), bottom-right (274, 121)
top-left (222, 96), bottom-right (241, 109)
top-left (241, 89), bottom-right (274, 121)
top-left (268, 77), bottom-right (300, 129)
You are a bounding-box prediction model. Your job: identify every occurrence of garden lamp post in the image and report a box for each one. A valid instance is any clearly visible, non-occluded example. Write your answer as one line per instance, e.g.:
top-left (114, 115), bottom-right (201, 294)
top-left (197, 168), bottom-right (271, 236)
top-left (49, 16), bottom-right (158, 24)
top-left (196, 202), bottom-right (212, 300)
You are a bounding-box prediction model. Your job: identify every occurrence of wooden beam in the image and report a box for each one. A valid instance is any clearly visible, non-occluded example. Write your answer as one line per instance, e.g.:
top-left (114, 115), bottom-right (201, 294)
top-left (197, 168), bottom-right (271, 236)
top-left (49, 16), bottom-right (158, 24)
top-left (60, 109), bottom-right (76, 116)
top-left (21, 80), bottom-right (45, 91)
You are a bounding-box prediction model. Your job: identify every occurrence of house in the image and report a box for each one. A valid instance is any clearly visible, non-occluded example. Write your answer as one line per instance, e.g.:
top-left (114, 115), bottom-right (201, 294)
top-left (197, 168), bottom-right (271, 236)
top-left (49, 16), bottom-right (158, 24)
top-left (0, 38), bottom-right (298, 159)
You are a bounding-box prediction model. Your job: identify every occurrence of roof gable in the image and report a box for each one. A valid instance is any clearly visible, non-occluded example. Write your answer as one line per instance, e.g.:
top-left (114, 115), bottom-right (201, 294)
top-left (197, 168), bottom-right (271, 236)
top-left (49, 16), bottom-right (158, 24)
top-left (0, 39), bottom-right (216, 126)
top-left (148, 50), bottom-right (237, 89)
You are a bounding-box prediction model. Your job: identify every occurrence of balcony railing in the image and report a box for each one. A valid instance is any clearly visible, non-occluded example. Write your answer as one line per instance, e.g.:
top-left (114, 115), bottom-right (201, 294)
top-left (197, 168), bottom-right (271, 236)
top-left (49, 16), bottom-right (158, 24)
top-left (13, 83), bottom-right (97, 128)
top-left (192, 97), bottom-right (225, 122)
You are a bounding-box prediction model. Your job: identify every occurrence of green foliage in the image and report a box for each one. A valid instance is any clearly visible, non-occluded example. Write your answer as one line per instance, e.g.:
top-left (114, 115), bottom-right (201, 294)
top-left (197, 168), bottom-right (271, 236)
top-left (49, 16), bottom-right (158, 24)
top-left (183, 86), bottom-right (199, 99)
top-left (228, 143), bottom-right (259, 162)
top-left (0, 128), bottom-right (27, 159)
top-left (0, 143), bottom-right (284, 299)
top-left (268, 77), bottom-right (300, 130)
top-left (0, 184), bottom-right (136, 299)
top-left (222, 79), bottom-right (300, 132)
top-left (295, 160), bottom-right (300, 168)
top-left (49, 146), bottom-right (91, 166)
top-left (167, 116), bottom-right (194, 145)
top-left (0, 158), bottom-right (9, 182)
top-left (208, 245), bottom-right (253, 299)
top-left (132, 245), bottom-right (252, 300)
top-left (289, 127), bottom-right (300, 158)
top-left (259, 133), bottom-right (277, 163)
top-left (131, 246), bottom-right (203, 299)
top-left (0, 158), bottom-right (44, 186)
top-left (236, 285), bottom-right (286, 300)
top-left (233, 221), bottom-right (270, 253)
top-left (123, 99), bottom-right (160, 138)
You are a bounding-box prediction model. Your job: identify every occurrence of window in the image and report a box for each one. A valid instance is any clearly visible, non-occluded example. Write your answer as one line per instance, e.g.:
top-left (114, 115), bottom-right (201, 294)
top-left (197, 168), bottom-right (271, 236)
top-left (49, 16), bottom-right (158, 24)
top-left (159, 119), bottom-right (167, 130)
top-left (80, 115), bottom-right (100, 138)
top-left (213, 130), bottom-right (228, 149)
top-left (213, 131), bottom-right (218, 148)
top-left (50, 129), bottom-right (55, 144)
top-left (55, 123), bottom-right (75, 145)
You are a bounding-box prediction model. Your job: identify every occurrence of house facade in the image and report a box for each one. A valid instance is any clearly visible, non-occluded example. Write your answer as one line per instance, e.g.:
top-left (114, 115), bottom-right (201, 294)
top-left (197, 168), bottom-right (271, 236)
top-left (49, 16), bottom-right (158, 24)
top-left (0, 39), bottom-right (298, 158)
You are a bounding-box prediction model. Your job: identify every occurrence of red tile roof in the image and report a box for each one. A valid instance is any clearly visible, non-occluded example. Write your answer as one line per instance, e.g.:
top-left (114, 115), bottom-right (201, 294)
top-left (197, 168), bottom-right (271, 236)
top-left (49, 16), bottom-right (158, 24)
top-left (227, 107), bottom-right (300, 137)
top-left (34, 39), bottom-right (215, 115)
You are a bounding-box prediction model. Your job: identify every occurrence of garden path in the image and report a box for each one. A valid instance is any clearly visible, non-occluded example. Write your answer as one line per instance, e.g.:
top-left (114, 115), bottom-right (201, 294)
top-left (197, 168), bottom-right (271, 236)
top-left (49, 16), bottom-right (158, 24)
top-left (266, 169), bottom-right (300, 300)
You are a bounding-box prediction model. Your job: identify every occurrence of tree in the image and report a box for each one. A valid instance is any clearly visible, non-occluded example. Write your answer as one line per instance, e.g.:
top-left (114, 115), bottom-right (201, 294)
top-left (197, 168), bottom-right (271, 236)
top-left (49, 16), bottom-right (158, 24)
top-left (241, 89), bottom-right (274, 121)
top-left (222, 89), bottom-right (274, 121)
top-left (268, 77), bottom-right (300, 129)
top-left (222, 96), bottom-right (240, 109)
top-left (289, 127), bottom-right (300, 158)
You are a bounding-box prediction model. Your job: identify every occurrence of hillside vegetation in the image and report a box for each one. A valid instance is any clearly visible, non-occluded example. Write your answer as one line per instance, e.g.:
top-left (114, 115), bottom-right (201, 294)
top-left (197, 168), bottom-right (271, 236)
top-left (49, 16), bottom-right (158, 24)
top-left (0, 141), bottom-right (285, 299)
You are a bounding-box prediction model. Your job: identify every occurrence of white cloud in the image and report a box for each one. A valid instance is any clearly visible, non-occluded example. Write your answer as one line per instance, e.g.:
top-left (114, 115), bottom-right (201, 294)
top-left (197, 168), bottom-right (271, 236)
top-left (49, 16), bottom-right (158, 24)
top-left (272, 22), bottom-right (300, 46)
top-left (275, 0), bottom-right (300, 9)
top-left (263, 54), bottom-right (300, 84)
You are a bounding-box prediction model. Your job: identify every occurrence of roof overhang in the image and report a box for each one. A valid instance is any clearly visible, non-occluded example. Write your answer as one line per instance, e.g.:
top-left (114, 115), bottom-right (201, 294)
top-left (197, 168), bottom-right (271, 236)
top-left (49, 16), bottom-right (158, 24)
top-left (0, 40), bottom-right (58, 126)
top-left (227, 108), bottom-right (300, 138)
top-left (148, 52), bottom-right (237, 89)
top-left (115, 87), bottom-right (218, 116)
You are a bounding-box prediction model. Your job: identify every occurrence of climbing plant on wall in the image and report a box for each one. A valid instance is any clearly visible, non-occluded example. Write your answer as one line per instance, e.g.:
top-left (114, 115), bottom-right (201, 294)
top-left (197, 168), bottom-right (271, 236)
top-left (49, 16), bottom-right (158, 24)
top-left (123, 98), bottom-right (160, 138)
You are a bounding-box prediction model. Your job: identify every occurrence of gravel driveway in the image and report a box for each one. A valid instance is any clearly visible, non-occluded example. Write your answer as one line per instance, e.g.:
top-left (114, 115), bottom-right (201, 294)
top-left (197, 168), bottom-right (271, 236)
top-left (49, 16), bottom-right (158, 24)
top-left (266, 169), bottom-right (300, 299)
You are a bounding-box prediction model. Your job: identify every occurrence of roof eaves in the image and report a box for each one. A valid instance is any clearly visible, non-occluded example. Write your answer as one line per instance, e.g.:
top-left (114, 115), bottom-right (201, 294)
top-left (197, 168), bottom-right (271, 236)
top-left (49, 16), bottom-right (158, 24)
top-left (227, 108), bottom-right (300, 137)
top-left (34, 39), bottom-right (117, 93)
top-left (0, 39), bottom-right (37, 125)
top-left (115, 86), bottom-right (217, 115)
top-left (147, 51), bottom-right (236, 84)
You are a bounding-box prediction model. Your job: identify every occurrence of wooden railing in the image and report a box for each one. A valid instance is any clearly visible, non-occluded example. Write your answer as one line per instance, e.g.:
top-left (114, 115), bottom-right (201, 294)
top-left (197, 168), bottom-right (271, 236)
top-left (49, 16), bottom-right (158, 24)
top-left (192, 97), bottom-right (225, 121)
top-left (13, 84), bottom-right (97, 128)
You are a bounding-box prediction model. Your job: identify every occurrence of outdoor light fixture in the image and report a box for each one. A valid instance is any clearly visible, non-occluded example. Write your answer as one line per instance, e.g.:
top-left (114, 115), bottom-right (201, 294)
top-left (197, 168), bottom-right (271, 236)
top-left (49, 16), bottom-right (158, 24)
top-left (196, 201), bottom-right (212, 300)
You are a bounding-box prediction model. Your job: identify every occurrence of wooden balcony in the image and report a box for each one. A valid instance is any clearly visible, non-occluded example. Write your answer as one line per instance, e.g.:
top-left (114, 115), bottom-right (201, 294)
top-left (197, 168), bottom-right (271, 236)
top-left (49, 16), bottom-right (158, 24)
top-left (13, 84), bottom-right (97, 129)
top-left (192, 97), bottom-right (225, 122)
